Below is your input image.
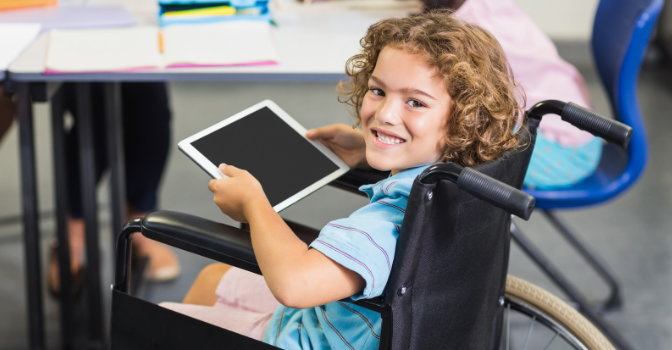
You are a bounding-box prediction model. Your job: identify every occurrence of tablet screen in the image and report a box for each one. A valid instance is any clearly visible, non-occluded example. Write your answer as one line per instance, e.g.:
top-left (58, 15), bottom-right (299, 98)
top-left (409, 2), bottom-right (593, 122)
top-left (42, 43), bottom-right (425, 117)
top-left (190, 106), bottom-right (340, 208)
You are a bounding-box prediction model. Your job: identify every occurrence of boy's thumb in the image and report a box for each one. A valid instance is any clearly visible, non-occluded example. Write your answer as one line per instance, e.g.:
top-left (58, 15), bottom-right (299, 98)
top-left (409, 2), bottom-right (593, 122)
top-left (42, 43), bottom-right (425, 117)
top-left (306, 125), bottom-right (336, 140)
top-left (305, 129), bottom-right (318, 139)
top-left (219, 163), bottom-right (239, 176)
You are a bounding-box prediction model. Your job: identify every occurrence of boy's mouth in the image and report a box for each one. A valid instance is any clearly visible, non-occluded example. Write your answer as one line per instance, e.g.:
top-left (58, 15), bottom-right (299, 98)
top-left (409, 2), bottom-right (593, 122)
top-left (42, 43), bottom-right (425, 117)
top-left (373, 129), bottom-right (406, 145)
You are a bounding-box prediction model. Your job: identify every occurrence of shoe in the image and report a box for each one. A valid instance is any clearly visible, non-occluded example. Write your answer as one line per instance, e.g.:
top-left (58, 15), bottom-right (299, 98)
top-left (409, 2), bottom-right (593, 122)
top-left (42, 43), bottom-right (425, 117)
top-left (47, 239), bottom-right (85, 298)
top-left (132, 235), bottom-right (181, 282)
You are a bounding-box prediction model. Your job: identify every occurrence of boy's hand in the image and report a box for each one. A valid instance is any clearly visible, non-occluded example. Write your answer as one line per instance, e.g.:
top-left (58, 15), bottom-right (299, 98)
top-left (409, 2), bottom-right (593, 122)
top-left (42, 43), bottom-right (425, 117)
top-left (306, 124), bottom-right (367, 169)
top-left (208, 164), bottom-right (270, 223)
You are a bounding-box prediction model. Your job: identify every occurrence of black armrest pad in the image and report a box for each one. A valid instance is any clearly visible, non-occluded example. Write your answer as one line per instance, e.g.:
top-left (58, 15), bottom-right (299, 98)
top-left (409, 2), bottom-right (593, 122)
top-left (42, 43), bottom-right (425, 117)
top-left (331, 168), bottom-right (389, 195)
top-left (141, 211), bottom-right (260, 274)
top-left (141, 211), bottom-right (389, 314)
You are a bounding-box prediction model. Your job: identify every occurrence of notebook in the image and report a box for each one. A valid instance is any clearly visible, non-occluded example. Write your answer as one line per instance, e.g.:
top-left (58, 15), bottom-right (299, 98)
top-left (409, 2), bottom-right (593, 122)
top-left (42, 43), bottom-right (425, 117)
top-left (0, 23), bottom-right (41, 70)
top-left (44, 21), bottom-right (279, 73)
top-left (162, 21), bottom-right (279, 68)
top-left (45, 26), bottom-right (163, 73)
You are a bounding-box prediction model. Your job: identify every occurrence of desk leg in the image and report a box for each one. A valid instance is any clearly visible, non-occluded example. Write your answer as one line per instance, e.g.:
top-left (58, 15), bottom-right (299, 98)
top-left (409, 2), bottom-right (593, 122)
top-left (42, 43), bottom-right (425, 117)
top-left (104, 83), bottom-right (126, 252)
top-left (50, 85), bottom-right (74, 350)
top-left (75, 83), bottom-right (106, 349)
top-left (17, 82), bottom-right (46, 350)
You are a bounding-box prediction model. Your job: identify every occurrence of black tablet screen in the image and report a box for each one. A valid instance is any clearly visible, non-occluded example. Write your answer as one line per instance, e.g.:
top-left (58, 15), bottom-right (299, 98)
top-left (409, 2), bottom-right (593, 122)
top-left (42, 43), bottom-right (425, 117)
top-left (191, 107), bottom-right (340, 208)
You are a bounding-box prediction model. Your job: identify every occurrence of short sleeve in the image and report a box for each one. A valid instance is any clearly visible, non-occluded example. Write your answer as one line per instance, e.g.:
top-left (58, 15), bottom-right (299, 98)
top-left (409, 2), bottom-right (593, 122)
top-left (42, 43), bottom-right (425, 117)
top-left (309, 204), bottom-right (403, 300)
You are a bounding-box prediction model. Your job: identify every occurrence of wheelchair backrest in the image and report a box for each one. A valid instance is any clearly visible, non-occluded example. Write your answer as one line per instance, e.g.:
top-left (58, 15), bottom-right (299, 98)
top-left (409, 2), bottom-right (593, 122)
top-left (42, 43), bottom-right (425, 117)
top-left (381, 126), bottom-right (536, 350)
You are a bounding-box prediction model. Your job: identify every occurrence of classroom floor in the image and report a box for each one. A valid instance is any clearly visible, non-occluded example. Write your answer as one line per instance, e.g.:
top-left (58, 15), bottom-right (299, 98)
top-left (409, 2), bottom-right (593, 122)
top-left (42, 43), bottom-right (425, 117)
top-left (0, 50), bottom-right (671, 349)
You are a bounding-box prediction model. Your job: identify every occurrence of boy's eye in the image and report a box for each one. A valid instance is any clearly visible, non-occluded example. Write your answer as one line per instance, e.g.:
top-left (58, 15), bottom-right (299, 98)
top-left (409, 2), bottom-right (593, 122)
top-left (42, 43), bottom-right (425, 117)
top-left (407, 99), bottom-right (425, 108)
top-left (370, 88), bottom-right (385, 97)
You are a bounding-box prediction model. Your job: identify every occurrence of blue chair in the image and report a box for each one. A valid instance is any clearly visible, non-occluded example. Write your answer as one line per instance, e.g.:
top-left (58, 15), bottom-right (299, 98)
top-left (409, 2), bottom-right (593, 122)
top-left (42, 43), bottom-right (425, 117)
top-left (511, 0), bottom-right (663, 339)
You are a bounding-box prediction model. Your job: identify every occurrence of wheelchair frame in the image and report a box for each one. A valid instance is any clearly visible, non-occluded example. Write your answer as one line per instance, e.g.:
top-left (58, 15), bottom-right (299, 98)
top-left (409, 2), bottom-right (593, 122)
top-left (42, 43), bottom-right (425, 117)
top-left (110, 101), bottom-right (630, 350)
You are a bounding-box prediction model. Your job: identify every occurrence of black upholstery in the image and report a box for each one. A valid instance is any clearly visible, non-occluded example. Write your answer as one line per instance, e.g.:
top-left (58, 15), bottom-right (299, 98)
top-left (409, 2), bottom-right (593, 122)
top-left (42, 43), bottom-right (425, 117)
top-left (383, 130), bottom-right (535, 350)
top-left (111, 290), bottom-right (278, 350)
top-left (112, 124), bottom-right (536, 350)
top-left (141, 211), bottom-right (260, 274)
top-left (330, 168), bottom-right (389, 194)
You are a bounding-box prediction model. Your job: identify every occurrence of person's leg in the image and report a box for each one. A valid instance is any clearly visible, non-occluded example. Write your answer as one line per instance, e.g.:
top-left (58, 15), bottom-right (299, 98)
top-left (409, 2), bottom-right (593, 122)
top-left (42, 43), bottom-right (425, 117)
top-left (0, 87), bottom-right (16, 145)
top-left (120, 82), bottom-right (179, 281)
top-left (182, 263), bottom-right (233, 306)
top-left (49, 83), bottom-right (109, 292)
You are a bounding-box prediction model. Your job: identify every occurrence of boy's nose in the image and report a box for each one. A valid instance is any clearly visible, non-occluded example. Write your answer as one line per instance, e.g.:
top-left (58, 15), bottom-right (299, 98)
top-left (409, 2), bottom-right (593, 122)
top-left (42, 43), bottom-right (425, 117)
top-left (376, 98), bottom-right (402, 125)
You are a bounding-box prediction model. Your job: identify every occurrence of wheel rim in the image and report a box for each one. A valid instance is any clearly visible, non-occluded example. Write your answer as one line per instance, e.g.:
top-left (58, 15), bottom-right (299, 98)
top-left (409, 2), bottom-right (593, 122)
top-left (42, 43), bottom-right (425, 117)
top-left (503, 296), bottom-right (589, 350)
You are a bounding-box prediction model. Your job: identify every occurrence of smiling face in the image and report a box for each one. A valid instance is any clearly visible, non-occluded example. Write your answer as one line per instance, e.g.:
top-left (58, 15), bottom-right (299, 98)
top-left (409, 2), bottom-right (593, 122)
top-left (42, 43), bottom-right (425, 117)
top-left (361, 47), bottom-right (452, 174)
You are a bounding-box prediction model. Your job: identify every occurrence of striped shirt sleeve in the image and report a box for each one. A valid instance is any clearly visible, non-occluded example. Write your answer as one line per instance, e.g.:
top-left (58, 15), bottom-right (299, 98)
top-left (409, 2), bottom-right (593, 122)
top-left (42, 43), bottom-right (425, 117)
top-left (310, 194), bottom-right (406, 300)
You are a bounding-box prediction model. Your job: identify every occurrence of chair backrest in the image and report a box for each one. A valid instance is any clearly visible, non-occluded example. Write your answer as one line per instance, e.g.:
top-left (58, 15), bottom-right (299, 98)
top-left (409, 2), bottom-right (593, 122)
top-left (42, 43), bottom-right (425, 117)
top-left (591, 0), bottom-right (663, 191)
top-left (381, 127), bottom-right (536, 350)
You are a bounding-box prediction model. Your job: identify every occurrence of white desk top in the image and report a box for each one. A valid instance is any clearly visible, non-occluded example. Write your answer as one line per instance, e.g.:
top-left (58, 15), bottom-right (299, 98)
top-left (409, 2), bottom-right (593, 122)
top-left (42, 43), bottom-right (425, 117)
top-left (8, 5), bottom-right (417, 82)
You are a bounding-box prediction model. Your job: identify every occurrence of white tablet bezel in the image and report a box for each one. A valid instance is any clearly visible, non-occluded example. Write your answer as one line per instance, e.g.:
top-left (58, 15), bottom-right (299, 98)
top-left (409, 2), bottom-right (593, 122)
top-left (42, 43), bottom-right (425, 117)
top-left (178, 99), bottom-right (350, 212)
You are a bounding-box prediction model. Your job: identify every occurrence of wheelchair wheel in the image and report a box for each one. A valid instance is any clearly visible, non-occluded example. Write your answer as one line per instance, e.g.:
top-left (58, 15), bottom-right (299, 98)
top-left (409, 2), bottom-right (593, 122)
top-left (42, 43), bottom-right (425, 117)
top-left (501, 276), bottom-right (615, 350)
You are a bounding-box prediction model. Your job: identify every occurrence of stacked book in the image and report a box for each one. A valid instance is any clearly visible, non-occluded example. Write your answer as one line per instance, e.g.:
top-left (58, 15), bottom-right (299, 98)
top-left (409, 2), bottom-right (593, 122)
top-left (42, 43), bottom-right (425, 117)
top-left (0, 0), bottom-right (56, 11)
top-left (158, 0), bottom-right (271, 27)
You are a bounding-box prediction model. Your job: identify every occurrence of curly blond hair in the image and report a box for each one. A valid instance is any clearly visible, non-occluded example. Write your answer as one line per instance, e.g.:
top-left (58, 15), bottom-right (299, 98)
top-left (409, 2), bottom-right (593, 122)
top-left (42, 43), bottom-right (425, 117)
top-left (338, 9), bottom-right (526, 166)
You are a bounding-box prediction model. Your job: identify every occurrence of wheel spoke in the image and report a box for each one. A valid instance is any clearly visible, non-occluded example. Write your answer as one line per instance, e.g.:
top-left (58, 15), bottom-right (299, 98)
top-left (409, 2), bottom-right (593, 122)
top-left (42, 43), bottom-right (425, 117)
top-left (542, 333), bottom-right (558, 350)
top-left (506, 303), bottom-right (510, 350)
top-left (522, 315), bottom-right (535, 350)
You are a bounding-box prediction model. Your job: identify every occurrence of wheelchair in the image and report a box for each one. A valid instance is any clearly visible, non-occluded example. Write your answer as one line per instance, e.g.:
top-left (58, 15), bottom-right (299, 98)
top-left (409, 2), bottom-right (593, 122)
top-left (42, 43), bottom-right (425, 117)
top-left (111, 100), bottom-right (631, 350)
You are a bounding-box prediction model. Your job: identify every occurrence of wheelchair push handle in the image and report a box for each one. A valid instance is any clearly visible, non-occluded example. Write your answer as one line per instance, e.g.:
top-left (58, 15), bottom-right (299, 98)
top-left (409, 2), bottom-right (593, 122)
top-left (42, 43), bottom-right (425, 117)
top-left (457, 168), bottom-right (535, 220)
top-left (527, 100), bottom-right (633, 149)
top-left (561, 102), bottom-right (632, 148)
top-left (420, 163), bottom-right (535, 220)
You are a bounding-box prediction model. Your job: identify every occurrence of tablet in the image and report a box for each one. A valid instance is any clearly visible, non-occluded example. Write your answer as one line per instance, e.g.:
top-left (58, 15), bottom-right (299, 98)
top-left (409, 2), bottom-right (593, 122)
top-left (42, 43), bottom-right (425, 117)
top-left (178, 100), bottom-right (350, 212)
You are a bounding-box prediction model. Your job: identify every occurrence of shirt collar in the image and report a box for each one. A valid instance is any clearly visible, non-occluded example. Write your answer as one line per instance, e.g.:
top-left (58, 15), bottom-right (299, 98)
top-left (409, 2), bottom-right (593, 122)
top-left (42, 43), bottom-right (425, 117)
top-left (359, 164), bottom-right (433, 197)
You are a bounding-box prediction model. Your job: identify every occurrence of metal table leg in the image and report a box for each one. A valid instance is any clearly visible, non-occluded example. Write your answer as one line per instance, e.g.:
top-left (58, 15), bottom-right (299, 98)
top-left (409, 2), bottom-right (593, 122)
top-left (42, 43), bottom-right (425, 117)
top-left (75, 83), bottom-right (106, 349)
top-left (16, 82), bottom-right (46, 350)
top-left (104, 83), bottom-right (126, 253)
top-left (50, 85), bottom-right (74, 349)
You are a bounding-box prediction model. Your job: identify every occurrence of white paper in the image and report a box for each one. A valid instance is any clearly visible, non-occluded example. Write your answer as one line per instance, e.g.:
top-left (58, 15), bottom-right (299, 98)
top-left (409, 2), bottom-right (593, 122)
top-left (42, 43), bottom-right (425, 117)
top-left (0, 24), bottom-right (41, 70)
top-left (162, 21), bottom-right (280, 67)
top-left (45, 26), bottom-right (162, 72)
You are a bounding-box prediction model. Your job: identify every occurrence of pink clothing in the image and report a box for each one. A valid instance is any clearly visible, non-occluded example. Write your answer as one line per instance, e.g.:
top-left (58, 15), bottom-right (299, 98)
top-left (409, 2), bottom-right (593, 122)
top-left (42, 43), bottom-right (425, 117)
top-left (160, 268), bottom-right (279, 341)
top-left (454, 0), bottom-right (595, 147)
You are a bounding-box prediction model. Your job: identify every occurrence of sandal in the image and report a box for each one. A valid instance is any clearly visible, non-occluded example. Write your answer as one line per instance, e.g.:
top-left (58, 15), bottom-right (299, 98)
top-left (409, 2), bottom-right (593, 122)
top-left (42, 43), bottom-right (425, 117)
top-left (132, 233), bottom-right (181, 282)
top-left (47, 239), bottom-right (86, 298)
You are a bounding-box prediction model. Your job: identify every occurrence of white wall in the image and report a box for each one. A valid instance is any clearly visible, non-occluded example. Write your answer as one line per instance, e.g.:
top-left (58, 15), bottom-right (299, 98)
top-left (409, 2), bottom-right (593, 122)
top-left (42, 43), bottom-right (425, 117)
top-left (512, 0), bottom-right (599, 41)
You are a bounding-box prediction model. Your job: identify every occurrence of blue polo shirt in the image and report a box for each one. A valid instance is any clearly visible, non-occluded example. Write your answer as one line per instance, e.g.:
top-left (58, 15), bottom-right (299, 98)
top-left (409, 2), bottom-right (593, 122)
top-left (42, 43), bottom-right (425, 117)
top-left (262, 165), bottom-right (429, 350)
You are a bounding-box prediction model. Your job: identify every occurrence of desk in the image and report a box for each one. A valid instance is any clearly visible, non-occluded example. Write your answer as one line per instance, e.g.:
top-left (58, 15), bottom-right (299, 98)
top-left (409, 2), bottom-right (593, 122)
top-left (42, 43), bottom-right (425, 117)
top-left (8, 5), bottom-right (416, 349)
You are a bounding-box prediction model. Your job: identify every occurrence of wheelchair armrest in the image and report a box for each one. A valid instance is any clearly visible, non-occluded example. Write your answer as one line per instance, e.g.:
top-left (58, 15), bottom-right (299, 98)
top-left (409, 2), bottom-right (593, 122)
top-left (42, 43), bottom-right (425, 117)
top-left (330, 168), bottom-right (389, 196)
top-left (116, 211), bottom-right (390, 316)
top-left (141, 210), bottom-right (261, 274)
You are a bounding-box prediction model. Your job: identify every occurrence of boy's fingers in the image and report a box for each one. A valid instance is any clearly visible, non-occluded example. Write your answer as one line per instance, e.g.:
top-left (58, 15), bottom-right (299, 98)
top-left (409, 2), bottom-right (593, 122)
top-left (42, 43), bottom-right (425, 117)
top-left (208, 179), bottom-right (217, 192)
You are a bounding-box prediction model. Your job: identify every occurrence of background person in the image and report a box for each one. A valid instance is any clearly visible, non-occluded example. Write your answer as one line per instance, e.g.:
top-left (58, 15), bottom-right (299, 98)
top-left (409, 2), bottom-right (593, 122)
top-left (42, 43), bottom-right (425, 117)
top-left (426, 0), bottom-right (602, 189)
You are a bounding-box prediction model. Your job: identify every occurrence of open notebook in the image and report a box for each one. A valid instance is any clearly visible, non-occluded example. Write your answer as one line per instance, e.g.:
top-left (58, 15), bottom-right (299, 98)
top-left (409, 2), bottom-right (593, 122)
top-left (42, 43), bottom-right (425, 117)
top-left (44, 21), bottom-right (279, 73)
top-left (0, 23), bottom-right (41, 71)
